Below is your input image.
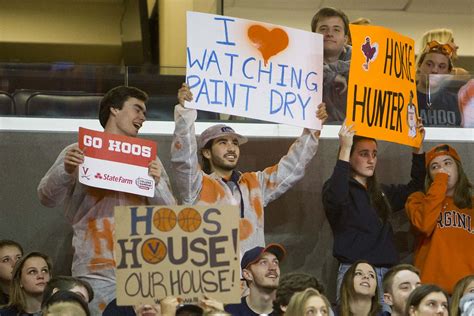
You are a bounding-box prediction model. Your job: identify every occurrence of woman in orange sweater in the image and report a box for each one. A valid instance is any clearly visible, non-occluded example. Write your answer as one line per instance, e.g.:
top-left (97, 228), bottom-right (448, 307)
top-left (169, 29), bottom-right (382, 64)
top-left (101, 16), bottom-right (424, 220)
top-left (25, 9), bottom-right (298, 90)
top-left (405, 144), bottom-right (473, 294)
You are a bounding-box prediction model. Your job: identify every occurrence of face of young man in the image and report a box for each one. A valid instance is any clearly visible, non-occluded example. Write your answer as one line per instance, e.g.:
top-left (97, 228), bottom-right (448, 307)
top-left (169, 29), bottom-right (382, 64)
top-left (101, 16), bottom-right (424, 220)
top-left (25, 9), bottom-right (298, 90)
top-left (204, 136), bottom-right (241, 174)
top-left (108, 97), bottom-right (147, 137)
top-left (314, 16), bottom-right (347, 61)
top-left (244, 252), bottom-right (280, 291)
top-left (384, 270), bottom-right (421, 316)
top-left (419, 53), bottom-right (451, 75)
top-left (0, 246), bottom-right (22, 284)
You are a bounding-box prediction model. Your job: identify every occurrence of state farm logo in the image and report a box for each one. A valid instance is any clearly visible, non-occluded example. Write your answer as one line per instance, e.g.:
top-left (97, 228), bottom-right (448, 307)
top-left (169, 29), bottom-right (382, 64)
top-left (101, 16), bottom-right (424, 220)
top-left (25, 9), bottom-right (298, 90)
top-left (95, 172), bottom-right (132, 185)
top-left (135, 177), bottom-right (153, 190)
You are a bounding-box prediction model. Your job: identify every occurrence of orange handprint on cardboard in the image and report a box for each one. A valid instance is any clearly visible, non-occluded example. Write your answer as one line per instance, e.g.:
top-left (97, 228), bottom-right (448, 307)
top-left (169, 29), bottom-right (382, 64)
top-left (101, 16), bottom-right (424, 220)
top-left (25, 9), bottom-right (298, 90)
top-left (248, 25), bottom-right (289, 66)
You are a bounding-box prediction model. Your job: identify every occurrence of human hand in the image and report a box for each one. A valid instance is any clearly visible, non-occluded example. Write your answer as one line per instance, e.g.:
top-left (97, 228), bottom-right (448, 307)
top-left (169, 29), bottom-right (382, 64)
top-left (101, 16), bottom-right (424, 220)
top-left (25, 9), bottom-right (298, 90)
top-left (200, 295), bottom-right (225, 312)
top-left (338, 121), bottom-right (356, 150)
top-left (178, 83), bottom-right (193, 106)
top-left (148, 160), bottom-right (161, 183)
top-left (334, 74), bottom-right (348, 95)
top-left (160, 296), bottom-right (181, 316)
top-left (413, 118), bottom-right (425, 154)
top-left (64, 145), bottom-right (84, 174)
top-left (316, 102), bottom-right (328, 125)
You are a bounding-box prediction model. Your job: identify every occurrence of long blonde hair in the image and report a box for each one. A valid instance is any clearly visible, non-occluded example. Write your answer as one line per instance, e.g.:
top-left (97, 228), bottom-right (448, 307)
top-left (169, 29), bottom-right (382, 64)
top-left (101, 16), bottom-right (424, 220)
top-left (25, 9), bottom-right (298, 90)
top-left (285, 288), bottom-right (331, 316)
top-left (450, 275), bottom-right (474, 316)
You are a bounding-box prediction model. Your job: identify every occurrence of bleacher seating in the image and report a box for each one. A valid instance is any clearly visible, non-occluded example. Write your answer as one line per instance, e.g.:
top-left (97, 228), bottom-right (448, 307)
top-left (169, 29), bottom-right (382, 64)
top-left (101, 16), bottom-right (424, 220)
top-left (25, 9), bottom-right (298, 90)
top-left (146, 95), bottom-right (219, 121)
top-left (25, 92), bottom-right (103, 118)
top-left (0, 91), bottom-right (15, 115)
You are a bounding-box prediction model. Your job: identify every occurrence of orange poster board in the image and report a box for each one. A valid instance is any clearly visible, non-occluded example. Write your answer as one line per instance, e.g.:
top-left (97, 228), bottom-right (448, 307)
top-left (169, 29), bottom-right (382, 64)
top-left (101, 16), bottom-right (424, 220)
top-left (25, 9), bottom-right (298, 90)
top-left (346, 25), bottom-right (421, 147)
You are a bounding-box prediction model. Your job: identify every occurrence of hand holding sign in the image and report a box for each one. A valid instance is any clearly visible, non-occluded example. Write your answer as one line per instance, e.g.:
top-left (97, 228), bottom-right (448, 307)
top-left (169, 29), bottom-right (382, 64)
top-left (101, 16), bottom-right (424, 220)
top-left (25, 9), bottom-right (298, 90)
top-left (178, 83), bottom-right (193, 106)
top-left (338, 122), bottom-right (356, 161)
top-left (147, 160), bottom-right (161, 183)
top-left (64, 145), bottom-right (84, 174)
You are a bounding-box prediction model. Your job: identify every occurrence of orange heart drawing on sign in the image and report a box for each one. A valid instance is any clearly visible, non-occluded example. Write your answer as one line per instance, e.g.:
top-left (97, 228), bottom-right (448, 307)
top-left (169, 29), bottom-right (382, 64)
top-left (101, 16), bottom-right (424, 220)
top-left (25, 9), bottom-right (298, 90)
top-left (248, 25), bottom-right (289, 66)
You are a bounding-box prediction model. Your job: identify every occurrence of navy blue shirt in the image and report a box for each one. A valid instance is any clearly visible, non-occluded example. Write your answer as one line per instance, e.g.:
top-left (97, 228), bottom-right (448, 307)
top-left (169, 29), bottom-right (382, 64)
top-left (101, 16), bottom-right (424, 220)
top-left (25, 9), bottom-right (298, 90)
top-left (225, 296), bottom-right (275, 315)
top-left (322, 154), bottom-right (425, 266)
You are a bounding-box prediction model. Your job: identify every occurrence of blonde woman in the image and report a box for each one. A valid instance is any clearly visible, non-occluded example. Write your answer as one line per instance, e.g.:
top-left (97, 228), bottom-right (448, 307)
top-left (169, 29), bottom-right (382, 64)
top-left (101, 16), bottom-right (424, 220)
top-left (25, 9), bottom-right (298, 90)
top-left (450, 275), bottom-right (474, 316)
top-left (285, 288), bottom-right (331, 316)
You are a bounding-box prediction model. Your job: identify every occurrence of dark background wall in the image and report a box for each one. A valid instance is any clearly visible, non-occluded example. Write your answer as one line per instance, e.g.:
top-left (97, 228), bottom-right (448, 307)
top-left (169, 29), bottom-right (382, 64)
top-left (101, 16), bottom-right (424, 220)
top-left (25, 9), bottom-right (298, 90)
top-left (0, 130), bottom-right (472, 302)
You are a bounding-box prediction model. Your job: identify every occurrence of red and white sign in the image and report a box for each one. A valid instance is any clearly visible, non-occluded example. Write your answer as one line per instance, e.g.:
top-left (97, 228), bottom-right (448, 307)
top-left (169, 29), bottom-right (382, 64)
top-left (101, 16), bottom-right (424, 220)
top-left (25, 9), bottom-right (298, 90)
top-left (78, 127), bottom-right (157, 197)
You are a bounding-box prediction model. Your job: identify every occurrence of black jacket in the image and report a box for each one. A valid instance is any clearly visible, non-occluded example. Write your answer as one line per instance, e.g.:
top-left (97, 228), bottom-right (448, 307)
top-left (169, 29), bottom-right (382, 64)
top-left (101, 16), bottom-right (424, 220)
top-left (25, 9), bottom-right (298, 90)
top-left (322, 154), bottom-right (425, 266)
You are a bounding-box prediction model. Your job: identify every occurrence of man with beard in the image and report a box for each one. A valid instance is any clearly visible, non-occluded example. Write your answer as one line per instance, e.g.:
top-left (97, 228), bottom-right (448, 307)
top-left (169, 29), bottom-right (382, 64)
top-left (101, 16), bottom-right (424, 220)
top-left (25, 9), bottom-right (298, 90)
top-left (225, 244), bottom-right (285, 315)
top-left (172, 83), bottom-right (327, 261)
top-left (382, 264), bottom-right (421, 316)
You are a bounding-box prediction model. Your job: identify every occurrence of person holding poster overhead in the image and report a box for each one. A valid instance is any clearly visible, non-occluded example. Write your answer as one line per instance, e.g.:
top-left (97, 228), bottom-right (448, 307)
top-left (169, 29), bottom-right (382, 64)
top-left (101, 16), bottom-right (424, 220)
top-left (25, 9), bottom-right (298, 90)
top-left (37, 86), bottom-right (176, 315)
top-left (405, 144), bottom-right (474, 294)
top-left (311, 7), bottom-right (351, 123)
top-left (173, 83), bottom-right (327, 261)
top-left (322, 123), bottom-right (425, 306)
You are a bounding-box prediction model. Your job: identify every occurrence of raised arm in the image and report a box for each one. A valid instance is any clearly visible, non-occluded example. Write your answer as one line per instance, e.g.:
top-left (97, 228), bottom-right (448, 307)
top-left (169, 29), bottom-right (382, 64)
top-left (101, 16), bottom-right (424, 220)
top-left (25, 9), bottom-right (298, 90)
top-left (322, 123), bottom-right (355, 218)
top-left (259, 103), bottom-right (328, 205)
top-left (384, 119), bottom-right (426, 211)
top-left (170, 83), bottom-right (203, 204)
top-left (406, 173), bottom-right (448, 236)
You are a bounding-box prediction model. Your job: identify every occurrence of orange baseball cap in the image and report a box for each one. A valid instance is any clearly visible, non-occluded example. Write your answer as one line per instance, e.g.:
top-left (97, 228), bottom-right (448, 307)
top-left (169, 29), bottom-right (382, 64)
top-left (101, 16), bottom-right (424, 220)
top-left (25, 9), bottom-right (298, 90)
top-left (425, 144), bottom-right (461, 168)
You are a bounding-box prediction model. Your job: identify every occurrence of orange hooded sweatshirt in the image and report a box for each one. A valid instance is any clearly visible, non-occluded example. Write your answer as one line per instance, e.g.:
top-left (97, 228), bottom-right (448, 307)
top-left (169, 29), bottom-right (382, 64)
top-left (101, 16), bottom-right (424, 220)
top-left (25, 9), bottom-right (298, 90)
top-left (406, 173), bottom-right (474, 294)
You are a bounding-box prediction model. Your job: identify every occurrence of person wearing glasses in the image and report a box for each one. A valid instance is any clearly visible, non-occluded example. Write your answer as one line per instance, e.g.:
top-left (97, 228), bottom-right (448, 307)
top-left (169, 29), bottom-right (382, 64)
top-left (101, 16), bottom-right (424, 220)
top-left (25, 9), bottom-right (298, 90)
top-left (416, 40), bottom-right (461, 127)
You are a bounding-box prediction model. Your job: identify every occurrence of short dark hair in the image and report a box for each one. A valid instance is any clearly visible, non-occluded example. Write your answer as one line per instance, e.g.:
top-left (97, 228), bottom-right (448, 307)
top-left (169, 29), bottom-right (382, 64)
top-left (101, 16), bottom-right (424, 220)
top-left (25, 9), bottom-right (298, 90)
top-left (311, 7), bottom-right (350, 35)
top-left (42, 276), bottom-right (94, 306)
top-left (99, 86), bottom-right (148, 128)
top-left (42, 290), bottom-right (90, 316)
top-left (382, 264), bottom-right (420, 293)
top-left (273, 273), bottom-right (325, 315)
top-left (0, 240), bottom-right (23, 255)
top-left (200, 139), bottom-right (214, 174)
top-left (405, 284), bottom-right (449, 316)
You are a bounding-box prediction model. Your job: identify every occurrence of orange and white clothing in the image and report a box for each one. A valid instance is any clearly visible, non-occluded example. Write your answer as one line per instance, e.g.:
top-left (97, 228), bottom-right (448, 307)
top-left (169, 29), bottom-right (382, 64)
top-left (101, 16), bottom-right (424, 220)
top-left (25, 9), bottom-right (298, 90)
top-left (37, 144), bottom-right (175, 313)
top-left (406, 173), bottom-right (474, 294)
top-left (171, 104), bottom-right (320, 256)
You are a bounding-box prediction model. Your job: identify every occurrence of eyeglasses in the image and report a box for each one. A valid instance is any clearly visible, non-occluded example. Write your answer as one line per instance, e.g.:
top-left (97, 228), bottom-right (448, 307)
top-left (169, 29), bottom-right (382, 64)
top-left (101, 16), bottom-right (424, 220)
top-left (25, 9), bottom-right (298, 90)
top-left (424, 40), bottom-right (454, 58)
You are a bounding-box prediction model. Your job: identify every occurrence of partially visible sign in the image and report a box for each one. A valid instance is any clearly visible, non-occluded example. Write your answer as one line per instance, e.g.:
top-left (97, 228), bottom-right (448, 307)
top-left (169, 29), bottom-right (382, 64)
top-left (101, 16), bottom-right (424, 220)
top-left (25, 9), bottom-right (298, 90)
top-left (346, 25), bottom-right (421, 147)
top-left (78, 127), bottom-right (156, 197)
